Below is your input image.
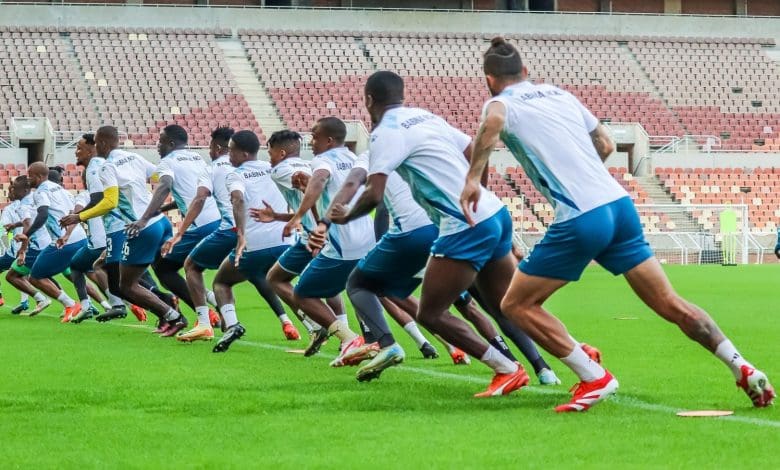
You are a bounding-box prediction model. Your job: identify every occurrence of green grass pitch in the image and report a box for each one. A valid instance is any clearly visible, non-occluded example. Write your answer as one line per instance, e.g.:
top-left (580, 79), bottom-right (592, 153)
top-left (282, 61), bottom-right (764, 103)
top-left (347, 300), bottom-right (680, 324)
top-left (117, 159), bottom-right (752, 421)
top-left (0, 265), bottom-right (777, 468)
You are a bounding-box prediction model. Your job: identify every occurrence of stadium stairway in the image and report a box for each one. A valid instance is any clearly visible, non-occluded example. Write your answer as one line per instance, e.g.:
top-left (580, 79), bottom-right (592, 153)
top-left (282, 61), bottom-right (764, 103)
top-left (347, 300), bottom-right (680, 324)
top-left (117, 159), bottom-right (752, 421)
top-left (216, 38), bottom-right (286, 137)
top-left (635, 175), bottom-right (702, 231)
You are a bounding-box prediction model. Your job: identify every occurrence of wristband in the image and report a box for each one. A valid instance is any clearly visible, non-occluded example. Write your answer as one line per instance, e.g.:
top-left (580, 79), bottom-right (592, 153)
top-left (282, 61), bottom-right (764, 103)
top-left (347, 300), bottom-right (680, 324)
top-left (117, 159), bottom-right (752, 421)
top-left (320, 217), bottom-right (332, 228)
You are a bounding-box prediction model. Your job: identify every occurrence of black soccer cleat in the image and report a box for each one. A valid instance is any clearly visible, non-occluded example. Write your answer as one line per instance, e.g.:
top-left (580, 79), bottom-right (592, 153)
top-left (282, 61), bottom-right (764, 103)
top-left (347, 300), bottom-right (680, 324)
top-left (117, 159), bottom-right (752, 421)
top-left (303, 328), bottom-right (329, 357)
top-left (420, 342), bottom-right (439, 359)
top-left (95, 305), bottom-right (127, 322)
top-left (11, 300), bottom-right (30, 315)
top-left (213, 323), bottom-right (246, 353)
top-left (71, 305), bottom-right (99, 324)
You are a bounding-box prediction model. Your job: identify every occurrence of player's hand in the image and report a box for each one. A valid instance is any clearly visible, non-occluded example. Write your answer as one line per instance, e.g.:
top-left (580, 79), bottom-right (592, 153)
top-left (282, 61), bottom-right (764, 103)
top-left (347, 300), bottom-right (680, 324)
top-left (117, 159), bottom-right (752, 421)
top-left (282, 217), bottom-right (301, 238)
top-left (55, 236), bottom-right (69, 249)
top-left (234, 233), bottom-right (246, 267)
top-left (3, 223), bottom-right (17, 232)
top-left (328, 203), bottom-right (349, 225)
top-left (512, 244), bottom-right (525, 262)
top-left (307, 222), bottom-right (328, 256)
top-left (60, 214), bottom-right (81, 227)
top-left (16, 250), bottom-right (26, 266)
top-left (459, 178), bottom-right (481, 227)
top-left (249, 201), bottom-right (276, 223)
top-left (13, 233), bottom-right (28, 244)
top-left (161, 234), bottom-right (182, 257)
top-left (125, 219), bottom-right (148, 239)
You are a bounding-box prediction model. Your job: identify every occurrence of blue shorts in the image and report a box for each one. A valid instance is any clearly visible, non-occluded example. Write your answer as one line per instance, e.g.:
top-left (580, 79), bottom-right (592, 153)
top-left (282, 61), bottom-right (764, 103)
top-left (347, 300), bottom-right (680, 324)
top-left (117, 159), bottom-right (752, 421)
top-left (357, 224), bottom-right (438, 298)
top-left (277, 240), bottom-right (314, 275)
top-left (105, 231), bottom-right (126, 265)
top-left (164, 220), bottom-right (220, 265)
top-left (294, 255), bottom-right (359, 299)
top-left (189, 228), bottom-right (237, 270)
top-left (430, 206), bottom-right (513, 271)
top-left (12, 248), bottom-right (41, 275)
top-left (122, 217), bottom-right (172, 266)
top-left (229, 244), bottom-right (289, 280)
top-left (520, 196), bottom-right (654, 281)
top-left (70, 246), bottom-right (105, 273)
top-left (0, 253), bottom-right (15, 272)
top-left (31, 239), bottom-right (87, 279)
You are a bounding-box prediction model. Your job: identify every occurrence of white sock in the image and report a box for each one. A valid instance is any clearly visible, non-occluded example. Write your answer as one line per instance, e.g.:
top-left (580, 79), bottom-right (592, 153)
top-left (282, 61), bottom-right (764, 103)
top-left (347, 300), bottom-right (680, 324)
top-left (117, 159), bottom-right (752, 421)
top-left (336, 313), bottom-right (348, 326)
top-left (279, 313), bottom-right (291, 324)
top-left (715, 339), bottom-right (752, 380)
top-left (560, 344), bottom-right (605, 382)
top-left (57, 292), bottom-right (76, 308)
top-left (164, 309), bottom-right (179, 321)
top-left (107, 292), bottom-right (124, 307)
top-left (297, 309), bottom-right (320, 332)
top-left (206, 290), bottom-right (217, 307)
top-left (327, 319), bottom-right (357, 343)
top-left (221, 304), bottom-right (238, 329)
top-left (403, 321), bottom-right (428, 348)
top-left (80, 299), bottom-right (91, 310)
top-left (20, 293), bottom-right (29, 302)
top-left (33, 292), bottom-right (46, 303)
top-left (480, 346), bottom-right (518, 374)
top-left (100, 300), bottom-right (111, 310)
top-left (195, 306), bottom-right (211, 327)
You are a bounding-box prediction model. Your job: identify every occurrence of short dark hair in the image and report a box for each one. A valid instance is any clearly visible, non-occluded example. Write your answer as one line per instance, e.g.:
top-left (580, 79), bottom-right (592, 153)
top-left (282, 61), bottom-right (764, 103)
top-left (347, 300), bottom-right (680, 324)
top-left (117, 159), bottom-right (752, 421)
top-left (163, 124), bottom-right (188, 145)
top-left (315, 117), bottom-right (347, 144)
top-left (14, 175), bottom-right (29, 189)
top-left (483, 37), bottom-right (522, 78)
top-left (365, 71), bottom-right (404, 107)
top-left (48, 168), bottom-right (63, 185)
top-left (267, 130), bottom-right (302, 149)
top-left (82, 133), bottom-right (95, 145)
top-left (211, 127), bottom-right (235, 148)
top-left (231, 130), bottom-right (260, 154)
top-left (96, 125), bottom-right (119, 144)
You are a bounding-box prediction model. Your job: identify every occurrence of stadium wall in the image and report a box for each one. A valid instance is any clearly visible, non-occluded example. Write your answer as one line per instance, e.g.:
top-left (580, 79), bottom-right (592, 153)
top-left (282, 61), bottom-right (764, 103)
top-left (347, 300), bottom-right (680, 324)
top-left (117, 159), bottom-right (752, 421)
top-left (0, 5), bottom-right (778, 42)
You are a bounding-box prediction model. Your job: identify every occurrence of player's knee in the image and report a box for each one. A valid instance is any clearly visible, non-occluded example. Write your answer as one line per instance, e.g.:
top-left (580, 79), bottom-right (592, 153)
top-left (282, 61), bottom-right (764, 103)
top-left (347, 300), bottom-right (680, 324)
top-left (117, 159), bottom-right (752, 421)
top-left (183, 257), bottom-right (201, 276)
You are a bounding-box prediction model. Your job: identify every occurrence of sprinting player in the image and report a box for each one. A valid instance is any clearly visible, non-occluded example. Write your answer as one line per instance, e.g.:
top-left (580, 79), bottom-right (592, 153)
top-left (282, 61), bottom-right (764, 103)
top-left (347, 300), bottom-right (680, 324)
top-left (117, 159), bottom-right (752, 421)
top-left (211, 130), bottom-right (295, 352)
top-left (0, 180), bottom-right (30, 313)
top-left (254, 130), bottom-right (341, 347)
top-left (462, 37), bottom-right (774, 411)
top-left (80, 126), bottom-right (187, 335)
top-left (163, 127), bottom-right (298, 342)
top-left (128, 124), bottom-right (220, 326)
top-left (283, 118), bottom-right (375, 364)
top-left (336, 71), bottom-right (530, 397)
top-left (14, 162), bottom-right (86, 322)
top-left (5, 176), bottom-right (52, 315)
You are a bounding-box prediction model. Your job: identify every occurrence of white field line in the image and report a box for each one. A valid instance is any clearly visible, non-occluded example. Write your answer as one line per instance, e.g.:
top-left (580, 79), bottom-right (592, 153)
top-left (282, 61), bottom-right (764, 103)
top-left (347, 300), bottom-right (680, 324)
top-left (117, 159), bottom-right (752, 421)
top-left (36, 313), bottom-right (780, 428)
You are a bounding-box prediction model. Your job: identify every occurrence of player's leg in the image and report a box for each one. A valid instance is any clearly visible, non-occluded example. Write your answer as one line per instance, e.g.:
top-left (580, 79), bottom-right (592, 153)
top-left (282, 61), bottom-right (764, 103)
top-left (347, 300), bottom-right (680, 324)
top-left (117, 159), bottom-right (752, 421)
top-left (380, 297), bottom-right (438, 358)
top-left (152, 256), bottom-right (193, 310)
top-left (267, 242), bottom-right (322, 335)
top-left (210, 256), bottom-right (248, 352)
top-left (246, 272), bottom-right (300, 340)
top-left (29, 244), bottom-right (82, 321)
top-left (391, 291), bottom-right (467, 363)
top-left (623, 258), bottom-right (774, 406)
top-left (6, 265), bottom-right (47, 314)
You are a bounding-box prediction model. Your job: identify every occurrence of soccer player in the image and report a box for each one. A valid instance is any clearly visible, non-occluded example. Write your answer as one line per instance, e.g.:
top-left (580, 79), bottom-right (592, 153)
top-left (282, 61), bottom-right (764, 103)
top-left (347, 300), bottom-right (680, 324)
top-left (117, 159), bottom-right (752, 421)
top-left (127, 124), bottom-right (220, 326)
top-left (80, 126), bottom-right (187, 335)
top-left (163, 127), bottom-right (298, 342)
top-left (462, 37), bottom-right (774, 411)
top-left (282, 118), bottom-right (375, 364)
top-left (0, 179), bottom-right (31, 313)
top-left (334, 71), bottom-right (530, 397)
top-left (210, 130), bottom-right (295, 352)
top-left (14, 162), bottom-right (86, 322)
top-left (4, 176), bottom-right (52, 315)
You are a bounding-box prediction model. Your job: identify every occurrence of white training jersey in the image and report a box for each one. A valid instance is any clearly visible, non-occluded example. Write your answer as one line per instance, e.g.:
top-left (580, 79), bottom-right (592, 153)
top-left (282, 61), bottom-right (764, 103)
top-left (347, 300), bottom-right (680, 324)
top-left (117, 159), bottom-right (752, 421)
top-left (16, 194), bottom-right (51, 250)
top-left (368, 106), bottom-right (503, 237)
top-left (197, 154), bottom-right (235, 230)
top-left (311, 147), bottom-right (375, 260)
top-left (75, 191), bottom-right (107, 249)
top-left (102, 149), bottom-right (163, 229)
top-left (84, 157), bottom-right (125, 235)
top-left (155, 149), bottom-right (220, 230)
top-left (1, 200), bottom-right (22, 255)
top-left (34, 180), bottom-right (87, 246)
top-left (225, 160), bottom-right (293, 252)
top-left (355, 152), bottom-right (432, 236)
top-left (271, 157), bottom-right (317, 242)
top-left (484, 81), bottom-right (627, 223)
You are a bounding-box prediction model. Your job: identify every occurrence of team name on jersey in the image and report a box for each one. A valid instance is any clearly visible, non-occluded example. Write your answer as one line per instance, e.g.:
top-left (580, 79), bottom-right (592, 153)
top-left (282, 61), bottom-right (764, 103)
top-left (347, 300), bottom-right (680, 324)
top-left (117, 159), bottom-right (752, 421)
top-left (334, 162), bottom-right (353, 171)
top-left (215, 161), bottom-right (232, 168)
top-left (515, 88), bottom-right (564, 102)
top-left (174, 155), bottom-right (202, 163)
top-left (241, 169), bottom-right (270, 179)
top-left (111, 156), bottom-right (134, 166)
top-left (400, 114), bottom-right (435, 129)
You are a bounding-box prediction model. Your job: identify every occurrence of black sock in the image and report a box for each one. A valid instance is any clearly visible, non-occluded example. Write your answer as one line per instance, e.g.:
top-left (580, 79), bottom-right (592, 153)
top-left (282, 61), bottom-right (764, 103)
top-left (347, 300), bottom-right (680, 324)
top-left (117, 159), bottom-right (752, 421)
top-left (489, 336), bottom-right (517, 362)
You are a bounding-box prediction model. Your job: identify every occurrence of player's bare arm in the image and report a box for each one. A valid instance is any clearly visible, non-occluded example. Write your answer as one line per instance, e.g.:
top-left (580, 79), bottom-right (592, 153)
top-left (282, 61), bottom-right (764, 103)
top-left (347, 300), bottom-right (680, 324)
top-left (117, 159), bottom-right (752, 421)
top-left (460, 101), bottom-right (505, 226)
top-left (590, 124), bottom-right (615, 162)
